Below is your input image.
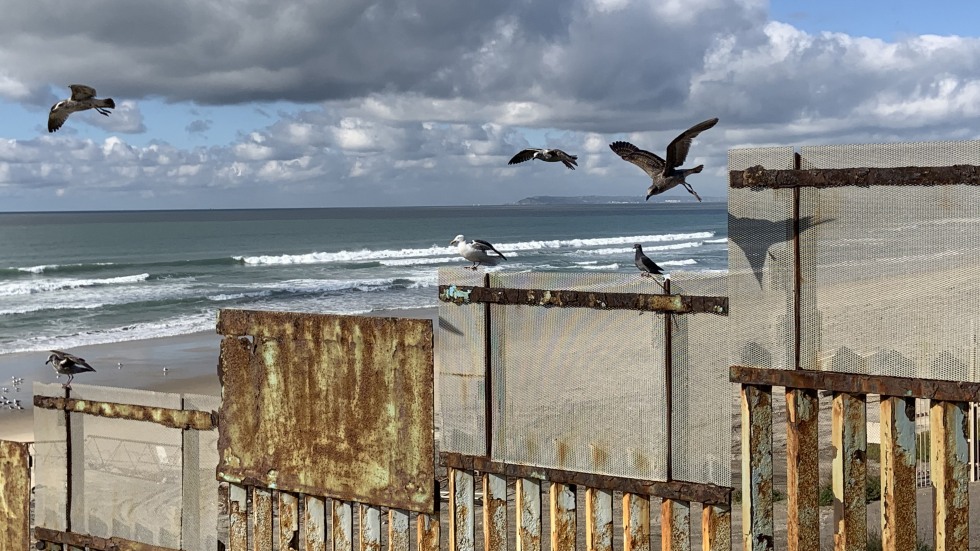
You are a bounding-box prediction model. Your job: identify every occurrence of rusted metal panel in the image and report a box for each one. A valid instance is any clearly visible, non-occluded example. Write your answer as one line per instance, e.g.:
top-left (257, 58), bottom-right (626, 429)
top-left (483, 473), bottom-right (507, 551)
top-left (550, 483), bottom-right (576, 551)
top-left (216, 309), bottom-right (435, 513)
top-left (731, 364), bottom-right (980, 402)
top-left (441, 452), bottom-right (732, 506)
top-left (253, 487), bottom-right (273, 551)
top-left (701, 504), bottom-right (732, 551)
top-left (930, 400), bottom-right (970, 551)
top-left (389, 510), bottom-right (410, 551)
top-left (879, 397), bottom-right (916, 550)
top-left (449, 468), bottom-right (475, 551)
top-left (585, 488), bottom-right (612, 551)
top-left (785, 388), bottom-right (819, 550)
top-left (228, 483), bottom-right (248, 551)
top-left (303, 495), bottom-right (327, 551)
top-left (32, 527), bottom-right (185, 551)
top-left (660, 499), bottom-right (690, 551)
top-left (33, 396), bottom-right (217, 430)
top-left (0, 440), bottom-right (30, 551)
top-left (516, 478), bottom-right (542, 551)
top-left (332, 500), bottom-right (353, 551)
top-left (622, 493), bottom-right (650, 551)
top-left (360, 505), bottom-right (382, 551)
top-left (741, 384), bottom-right (773, 551)
top-left (729, 164), bottom-right (980, 189)
top-left (438, 285), bottom-right (728, 315)
top-left (831, 393), bottom-right (867, 551)
top-left (278, 491), bottom-right (300, 551)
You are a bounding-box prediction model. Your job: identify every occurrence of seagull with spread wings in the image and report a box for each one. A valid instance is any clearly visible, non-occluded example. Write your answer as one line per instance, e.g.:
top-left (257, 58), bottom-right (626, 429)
top-left (508, 148), bottom-right (578, 170)
top-left (48, 84), bottom-right (116, 133)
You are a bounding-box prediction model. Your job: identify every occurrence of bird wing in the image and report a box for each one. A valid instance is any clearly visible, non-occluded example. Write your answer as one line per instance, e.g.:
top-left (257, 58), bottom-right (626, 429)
top-left (48, 104), bottom-right (71, 133)
top-left (508, 149), bottom-right (540, 165)
top-left (638, 254), bottom-right (664, 274)
top-left (472, 239), bottom-right (506, 259)
top-left (555, 149), bottom-right (578, 169)
top-left (609, 141), bottom-right (665, 177)
top-left (69, 84), bottom-right (97, 101)
top-left (63, 352), bottom-right (95, 370)
top-left (665, 117), bottom-right (718, 169)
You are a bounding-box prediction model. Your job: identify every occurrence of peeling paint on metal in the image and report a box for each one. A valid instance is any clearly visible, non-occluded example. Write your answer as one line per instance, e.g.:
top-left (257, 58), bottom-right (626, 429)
top-left (585, 488), bottom-right (612, 551)
top-left (483, 474), bottom-right (507, 551)
top-left (741, 385), bottom-right (773, 551)
top-left (303, 495), bottom-right (326, 551)
top-left (0, 439), bottom-right (30, 550)
top-left (880, 397), bottom-right (916, 551)
top-left (32, 396), bottom-right (217, 431)
top-left (785, 388), bottom-right (819, 550)
top-left (228, 483), bottom-right (248, 551)
top-left (253, 488), bottom-right (273, 550)
top-left (277, 491), bottom-right (299, 551)
top-left (332, 500), bottom-right (353, 551)
top-left (730, 164), bottom-right (980, 189)
top-left (930, 400), bottom-right (970, 550)
top-left (437, 285), bottom-right (728, 314)
top-left (449, 469), bottom-right (475, 551)
top-left (831, 393), bottom-right (866, 551)
top-left (659, 499), bottom-right (690, 551)
top-left (622, 493), bottom-right (650, 551)
top-left (359, 505), bottom-right (381, 551)
top-left (550, 483), bottom-right (576, 551)
top-left (516, 478), bottom-right (542, 551)
top-left (388, 510), bottom-right (410, 551)
top-left (701, 504), bottom-right (732, 551)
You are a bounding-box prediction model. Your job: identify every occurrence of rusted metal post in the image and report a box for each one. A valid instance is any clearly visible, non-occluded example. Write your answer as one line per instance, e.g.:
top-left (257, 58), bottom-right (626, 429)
top-left (660, 498), bottom-right (690, 551)
top-left (831, 392), bottom-right (867, 551)
top-left (278, 491), bottom-right (300, 551)
top-left (303, 495), bottom-right (327, 551)
top-left (483, 473), bottom-right (507, 551)
top-left (516, 478), bottom-right (542, 551)
top-left (586, 488), bottom-right (613, 551)
top-left (389, 509), bottom-right (410, 551)
top-left (228, 483), bottom-right (248, 551)
top-left (449, 468), bottom-right (475, 551)
top-left (785, 388), bottom-right (819, 550)
top-left (0, 440), bottom-right (30, 550)
top-left (622, 493), bottom-right (650, 551)
top-left (360, 505), bottom-right (382, 551)
top-left (333, 500), bottom-right (353, 551)
top-left (701, 504), bottom-right (731, 551)
top-left (880, 396), bottom-right (916, 550)
top-left (930, 400), bottom-right (970, 551)
top-left (417, 480), bottom-right (441, 551)
top-left (253, 487), bottom-right (273, 551)
top-left (550, 483), bottom-right (577, 551)
top-left (741, 384), bottom-right (773, 551)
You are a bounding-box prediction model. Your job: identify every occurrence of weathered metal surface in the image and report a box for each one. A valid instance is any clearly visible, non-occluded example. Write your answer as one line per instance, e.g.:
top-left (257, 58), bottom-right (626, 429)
top-left (216, 309), bottom-right (435, 513)
top-left (660, 499), bottom-right (690, 551)
top-left (278, 491), bottom-right (300, 551)
top-left (332, 500), bottom-right (353, 551)
top-left (880, 397), bottom-right (917, 550)
top-left (32, 527), bottom-right (184, 551)
top-left (585, 488), bottom-right (612, 551)
top-left (228, 483), bottom-right (248, 551)
top-left (441, 452), bottom-right (732, 505)
top-left (741, 384), bottom-right (773, 551)
top-left (731, 364), bottom-right (980, 402)
top-left (303, 495), bottom-right (327, 551)
top-left (253, 487), bottom-right (273, 550)
top-left (0, 439), bottom-right (30, 551)
top-left (360, 505), bottom-right (382, 551)
top-left (438, 285), bottom-right (728, 315)
top-left (483, 473), bottom-right (507, 551)
top-left (550, 483), bottom-right (576, 551)
top-left (701, 504), bottom-right (732, 551)
top-left (417, 481), bottom-right (441, 551)
top-left (389, 510), bottom-right (410, 551)
top-left (831, 393), bottom-right (867, 551)
top-left (729, 164), bottom-right (980, 189)
top-left (449, 468), bottom-right (475, 551)
top-left (622, 493), bottom-right (650, 551)
top-left (33, 396), bottom-right (217, 430)
top-left (930, 400), bottom-right (970, 551)
top-left (785, 388), bottom-right (819, 550)
top-left (516, 478), bottom-right (542, 551)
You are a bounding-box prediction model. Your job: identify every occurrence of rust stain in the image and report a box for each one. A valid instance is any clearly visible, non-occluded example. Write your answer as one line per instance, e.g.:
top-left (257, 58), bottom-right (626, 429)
top-left (589, 444), bottom-right (609, 471)
top-left (622, 493), bottom-right (650, 551)
top-left (659, 499), bottom-right (690, 551)
top-left (831, 393), bottom-right (866, 550)
top-left (303, 495), bottom-right (326, 551)
top-left (387, 509), bottom-right (410, 551)
top-left (880, 397), bottom-right (917, 550)
top-left (359, 505), bottom-right (382, 551)
top-left (417, 511), bottom-right (441, 551)
top-left (449, 469), bottom-right (475, 551)
top-left (33, 396), bottom-right (217, 431)
top-left (253, 488), bottom-right (273, 550)
top-left (730, 164), bottom-right (980, 189)
top-left (701, 504), bottom-right (732, 551)
top-left (785, 388), bottom-right (819, 551)
top-left (930, 401), bottom-right (970, 550)
top-left (516, 478), bottom-right (542, 551)
top-left (278, 491), bottom-right (300, 551)
top-left (585, 488), bottom-right (612, 551)
top-left (216, 310), bottom-right (435, 513)
top-left (0, 440), bottom-right (30, 550)
top-left (483, 474), bottom-right (507, 551)
top-left (332, 500), bottom-right (353, 551)
top-left (437, 285), bottom-right (728, 315)
top-left (228, 483), bottom-right (248, 551)
top-left (34, 526), bottom-right (188, 551)
top-left (741, 384), bottom-right (774, 551)
top-left (555, 439), bottom-right (572, 469)
top-left (549, 483), bottom-right (576, 551)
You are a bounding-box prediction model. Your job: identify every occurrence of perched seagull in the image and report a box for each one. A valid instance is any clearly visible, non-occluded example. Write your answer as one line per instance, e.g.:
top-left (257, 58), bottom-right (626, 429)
top-left (508, 148), bottom-right (578, 170)
top-left (450, 234), bottom-right (507, 270)
top-left (633, 243), bottom-right (667, 293)
top-left (609, 117), bottom-right (719, 202)
top-left (45, 350), bottom-right (96, 388)
top-left (48, 84), bottom-right (116, 133)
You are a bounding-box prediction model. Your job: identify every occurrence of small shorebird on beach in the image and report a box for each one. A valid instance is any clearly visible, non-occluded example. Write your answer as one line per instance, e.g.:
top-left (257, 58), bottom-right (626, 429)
top-left (48, 84), bottom-right (116, 133)
top-left (45, 350), bottom-right (96, 388)
top-left (450, 235), bottom-right (507, 270)
top-left (609, 117), bottom-right (719, 202)
top-left (508, 148), bottom-right (578, 170)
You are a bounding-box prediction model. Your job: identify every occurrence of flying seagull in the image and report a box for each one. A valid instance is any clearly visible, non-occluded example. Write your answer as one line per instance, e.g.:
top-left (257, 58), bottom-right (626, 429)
top-left (508, 148), bottom-right (578, 170)
top-left (45, 350), bottom-right (96, 388)
top-left (48, 84), bottom-right (116, 133)
top-left (450, 234), bottom-right (507, 270)
top-left (609, 117), bottom-right (719, 202)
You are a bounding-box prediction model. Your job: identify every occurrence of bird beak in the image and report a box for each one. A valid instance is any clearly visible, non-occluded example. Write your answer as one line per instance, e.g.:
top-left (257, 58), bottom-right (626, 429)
top-left (645, 194), bottom-right (652, 201)
top-left (44, 359), bottom-right (51, 364)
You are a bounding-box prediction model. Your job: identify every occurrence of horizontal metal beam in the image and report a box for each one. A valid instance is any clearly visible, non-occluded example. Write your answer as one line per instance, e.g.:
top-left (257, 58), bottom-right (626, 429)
top-left (441, 452), bottom-right (732, 506)
top-left (729, 164), bottom-right (980, 189)
top-left (438, 285), bottom-right (728, 315)
top-left (34, 527), bottom-right (183, 551)
top-left (731, 365), bottom-right (980, 402)
top-left (33, 396), bottom-right (217, 431)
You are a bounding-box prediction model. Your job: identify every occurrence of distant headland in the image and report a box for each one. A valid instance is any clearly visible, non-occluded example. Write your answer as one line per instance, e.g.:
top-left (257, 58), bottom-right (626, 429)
top-left (514, 195), bottom-right (725, 205)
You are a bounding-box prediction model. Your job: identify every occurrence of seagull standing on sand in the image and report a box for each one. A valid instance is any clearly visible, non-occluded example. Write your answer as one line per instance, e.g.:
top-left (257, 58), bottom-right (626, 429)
top-left (48, 84), bottom-right (116, 133)
top-left (609, 117), bottom-right (719, 202)
top-left (508, 148), bottom-right (578, 170)
top-left (45, 350), bottom-right (96, 388)
top-left (450, 235), bottom-right (507, 270)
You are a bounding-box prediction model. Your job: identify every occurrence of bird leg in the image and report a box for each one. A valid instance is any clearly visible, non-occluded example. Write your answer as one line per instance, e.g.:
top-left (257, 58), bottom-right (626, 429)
top-left (96, 108), bottom-right (111, 116)
top-left (683, 183), bottom-right (702, 202)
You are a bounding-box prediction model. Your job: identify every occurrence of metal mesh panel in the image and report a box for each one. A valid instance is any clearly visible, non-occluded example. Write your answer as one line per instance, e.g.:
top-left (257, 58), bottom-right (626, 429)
top-left (33, 382), bottom-right (67, 531)
top-left (669, 271), bottom-right (732, 486)
top-left (182, 393), bottom-right (221, 551)
top-left (728, 145), bottom-right (796, 171)
top-left (437, 267), bottom-right (490, 455)
top-left (490, 272), bottom-right (668, 480)
top-left (800, 140), bottom-right (980, 169)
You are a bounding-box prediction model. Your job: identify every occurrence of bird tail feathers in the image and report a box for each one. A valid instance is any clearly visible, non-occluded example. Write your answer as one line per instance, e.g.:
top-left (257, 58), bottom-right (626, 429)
top-left (98, 98), bottom-right (115, 109)
top-left (691, 164), bottom-right (704, 174)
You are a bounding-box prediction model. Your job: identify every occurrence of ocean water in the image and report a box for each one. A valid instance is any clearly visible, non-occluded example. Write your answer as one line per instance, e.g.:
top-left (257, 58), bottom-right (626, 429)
top-left (0, 203), bottom-right (728, 354)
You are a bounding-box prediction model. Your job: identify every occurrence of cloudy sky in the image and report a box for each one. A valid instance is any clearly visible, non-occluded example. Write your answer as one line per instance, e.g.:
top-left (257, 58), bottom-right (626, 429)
top-left (1, 0), bottom-right (978, 211)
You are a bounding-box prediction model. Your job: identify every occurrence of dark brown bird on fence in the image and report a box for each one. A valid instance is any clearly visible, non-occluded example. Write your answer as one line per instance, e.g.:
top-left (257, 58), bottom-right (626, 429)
top-left (609, 117), bottom-right (719, 201)
top-left (45, 350), bottom-right (96, 388)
